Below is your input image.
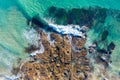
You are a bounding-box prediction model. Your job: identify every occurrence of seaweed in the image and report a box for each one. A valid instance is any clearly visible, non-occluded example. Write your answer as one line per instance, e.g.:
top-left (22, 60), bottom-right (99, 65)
top-left (47, 6), bottom-right (107, 26)
top-left (49, 6), bottom-right (57, 16)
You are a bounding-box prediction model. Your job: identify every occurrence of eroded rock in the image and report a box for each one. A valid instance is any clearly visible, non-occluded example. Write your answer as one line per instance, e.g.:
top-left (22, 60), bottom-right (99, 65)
top-left (20, 29), bottom-right (90, 80)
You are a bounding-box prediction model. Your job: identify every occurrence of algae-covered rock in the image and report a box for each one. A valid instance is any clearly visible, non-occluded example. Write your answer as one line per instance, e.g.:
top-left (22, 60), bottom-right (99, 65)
top-left (107, 42), bottom-right (115, 51)
top-left (49, 6), bottom-right (57, 16)
top-left (47, 6), bottom-right (107, 26)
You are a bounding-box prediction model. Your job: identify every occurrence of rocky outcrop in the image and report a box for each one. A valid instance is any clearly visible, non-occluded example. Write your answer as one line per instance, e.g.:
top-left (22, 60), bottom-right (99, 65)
top-left (20, 29), bottom-right (90, 80)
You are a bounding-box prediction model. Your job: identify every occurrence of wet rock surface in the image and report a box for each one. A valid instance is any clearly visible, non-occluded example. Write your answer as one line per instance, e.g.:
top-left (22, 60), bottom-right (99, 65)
top-left (20, 29), bottom-right (91, 80)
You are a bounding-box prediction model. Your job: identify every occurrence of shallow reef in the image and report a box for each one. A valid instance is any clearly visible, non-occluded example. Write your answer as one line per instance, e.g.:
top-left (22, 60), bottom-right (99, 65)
top-left (47, 6), bottom-right (107, 27)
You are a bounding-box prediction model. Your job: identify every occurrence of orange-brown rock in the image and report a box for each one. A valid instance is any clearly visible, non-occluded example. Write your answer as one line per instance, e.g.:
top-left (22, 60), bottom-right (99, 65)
top-left (20, 29), bottom-right (91, 80)
top-left (20, 62), bottom-right (50, 80)
top-left (72, 37), bottom-right (86, 49)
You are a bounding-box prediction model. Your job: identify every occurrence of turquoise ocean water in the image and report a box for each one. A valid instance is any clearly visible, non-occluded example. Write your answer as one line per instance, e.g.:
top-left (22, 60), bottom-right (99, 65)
top-left (0, 0), bottom-right (28, 76)
top-left (0, 0), bottom-right (120, 79)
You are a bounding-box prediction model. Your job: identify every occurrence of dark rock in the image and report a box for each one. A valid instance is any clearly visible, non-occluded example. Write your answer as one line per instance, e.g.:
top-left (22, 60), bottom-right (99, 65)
top-left (48, 6), bottom-right (68, 24)
top-left (97, 49), bottom-right (107, 54)
top-left (107, 42), bottom-right (115, 51)
top-left (25, 45), bottom-right (39, 53)
top-left (108, 51), bottom-right (112, 54)
top-left (49, 6), bottom-right (57, 16)
top-left (110, 60), bottom-right (112, 63)
top-left (32, 15), bottom-right (48, 27)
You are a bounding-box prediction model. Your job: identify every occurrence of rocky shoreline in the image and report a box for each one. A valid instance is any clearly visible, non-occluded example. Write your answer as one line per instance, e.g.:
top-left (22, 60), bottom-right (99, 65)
top-left (11, 7), bottom-right (117, 79)
top-left (12, 15), bottom-right (116, 80)
top-left (19, 25), bottom-right (91, 80)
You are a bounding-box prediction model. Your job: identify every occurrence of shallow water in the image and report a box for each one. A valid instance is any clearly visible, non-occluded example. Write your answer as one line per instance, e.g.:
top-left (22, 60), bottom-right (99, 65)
top-left (0, 0), bottom-right (28, 76)
top-left (17, 0), bottom-right (120, 18)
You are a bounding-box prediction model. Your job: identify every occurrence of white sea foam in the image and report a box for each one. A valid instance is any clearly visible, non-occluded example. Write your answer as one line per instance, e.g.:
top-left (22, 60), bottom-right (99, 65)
top-left (44, 18), bottom-right (89, 38)
top-left (23, 27), bottom-right (39, 46)
top-left (0, 74), bottom-right (21, 80)
top-left (49, 23), bottom-right (84, 37)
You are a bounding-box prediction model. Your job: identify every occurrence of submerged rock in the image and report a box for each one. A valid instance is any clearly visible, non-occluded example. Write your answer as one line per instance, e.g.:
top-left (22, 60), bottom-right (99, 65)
top-left (47, 6), bottom-right (107, 26)
top-left (67, 8), bottom-right (94, 26)
top-left (101, 30), bottom-right (109, 41)
top-left (97, 49), bottom-right (107, 54)
top-left (49, 6), bottom-right (57, 16)
top-left (31, 15), bottom-right (48, 28)
top-left (107, 42), bottom-right (115, 51)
